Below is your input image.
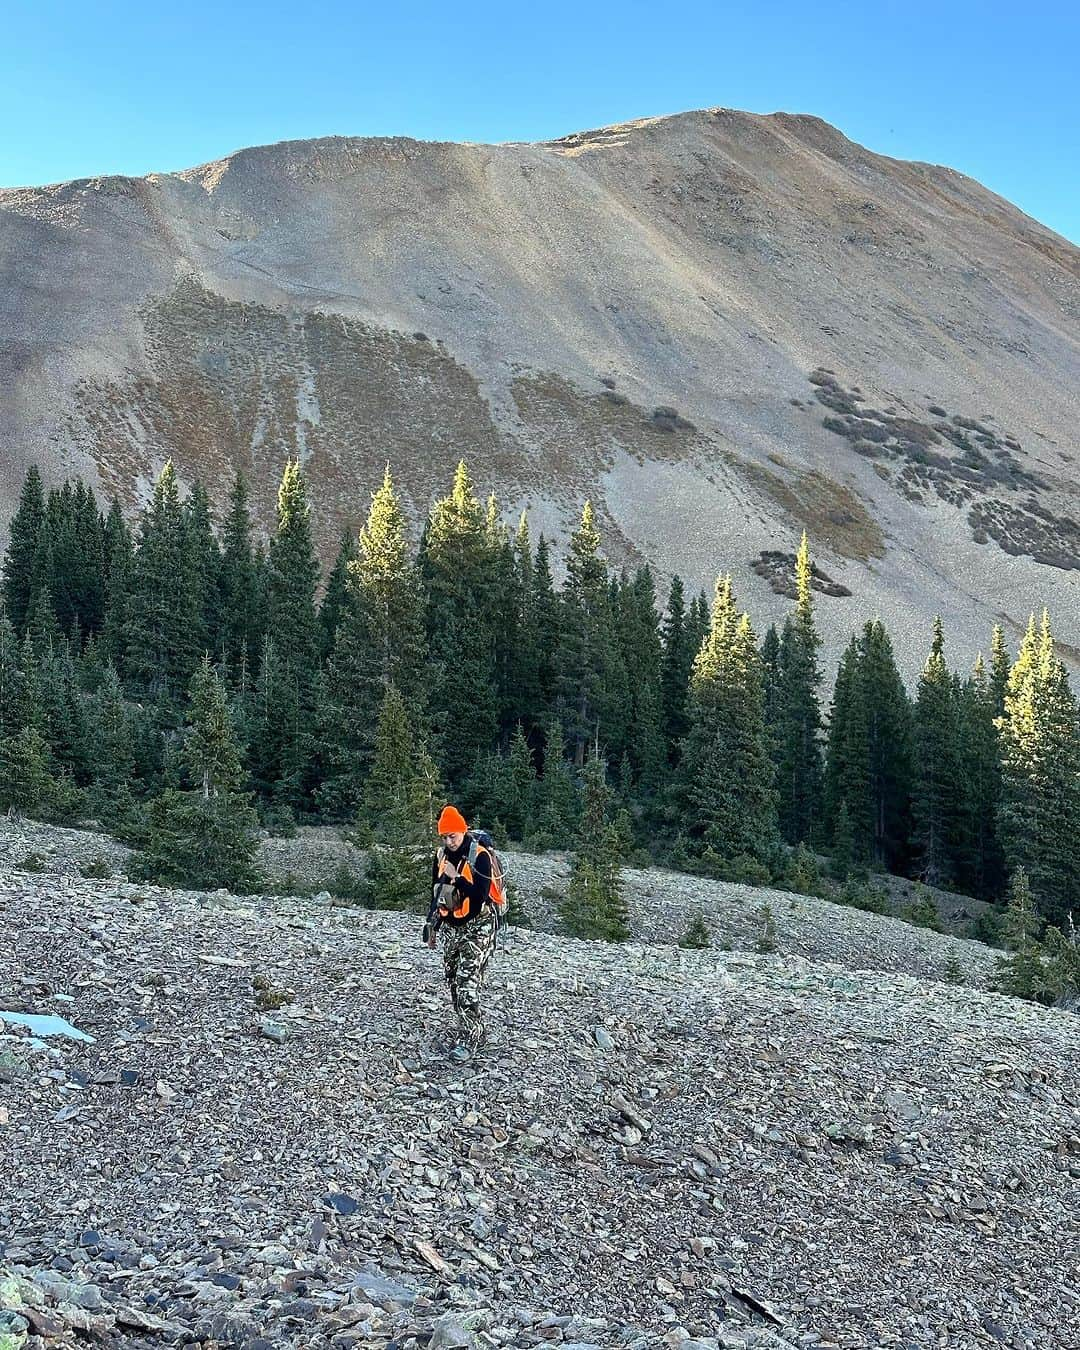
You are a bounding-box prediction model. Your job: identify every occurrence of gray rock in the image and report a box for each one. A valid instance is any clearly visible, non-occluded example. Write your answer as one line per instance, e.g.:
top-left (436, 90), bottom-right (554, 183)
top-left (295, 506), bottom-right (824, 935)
top-left (428, 1312), bottom-right (479, 1348)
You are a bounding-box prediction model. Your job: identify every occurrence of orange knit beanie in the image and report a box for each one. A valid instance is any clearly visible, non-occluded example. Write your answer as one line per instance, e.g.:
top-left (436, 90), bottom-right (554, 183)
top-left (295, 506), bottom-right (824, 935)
top-left (437, 804), bottom-right (468, 835)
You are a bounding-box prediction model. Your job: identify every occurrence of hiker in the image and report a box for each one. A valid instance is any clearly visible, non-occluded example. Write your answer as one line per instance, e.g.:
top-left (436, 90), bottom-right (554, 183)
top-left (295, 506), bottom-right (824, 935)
top-left (423, 804), bottom-right (500, 1061)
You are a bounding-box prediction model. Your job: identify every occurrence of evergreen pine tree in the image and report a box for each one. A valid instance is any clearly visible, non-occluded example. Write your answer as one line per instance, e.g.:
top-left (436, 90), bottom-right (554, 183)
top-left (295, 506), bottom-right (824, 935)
top-left (911, 617), bottom-right (964, 886)
top-left (994, 867), bottom-right (1047, 1001)
top-left (825, 621), bottom-right (912, 870)
top-left (125, 461), bottom-right (201, 713)
top-left (621, 566), bottom-right (666, 794)
top-left (532, 717), bottom-right (580, 842)
top-left (84, 663), bottom-right (138, 827)
top-left (557, 502), bottom-right (621, 766)
top-left (262, 459), bottom-right (320, 811)
top-left (996, 612), bottom-right (1080, 925)
top-left (318, 528), bottom-right (359, 661)
top-left (1, 465), bottom-right (47, 636)
top-left (672, 577), bottom-right (778, 862)
top-left (101, 499), bottom-right (134, 674)
top-left (420, 461), bottom-right (498, 782)
top-left (775, 533), bottom-right (824, 846)
top-left (989, 624), bottom-right (1010, 719)
top-left (503, 723), bottom-right (537, 841)
top-left (761, 623), bottom-right (783, 763)
top-left (181, 479), bottom-right (221, 660)
top-left (560, 756), bottom-right (628, 940)
top-left (529, 534), bottom-right (560, 726)
top-left (660, 575), bottom-right (696, 766)
top-left (358, 684), bottom-right (442, 911)
top-left (505, 513), bottom-right (542, 736)
top-left (217, 472), bottom-right (264, 684)
top-left (131, 657), bottom-right (261, 891)
top-left (956, 654), bottom-right (1005, 899)
top-left (830, 797), bottom-right (856, 879)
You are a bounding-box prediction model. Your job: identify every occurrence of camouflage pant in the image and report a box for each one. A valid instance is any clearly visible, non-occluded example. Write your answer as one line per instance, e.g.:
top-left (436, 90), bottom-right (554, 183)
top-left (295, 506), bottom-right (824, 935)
top-left (440, 908), bottom-right (497, 1049)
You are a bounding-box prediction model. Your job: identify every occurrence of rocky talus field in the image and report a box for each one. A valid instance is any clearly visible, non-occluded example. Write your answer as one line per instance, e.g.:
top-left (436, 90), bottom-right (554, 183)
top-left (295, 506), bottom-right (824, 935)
top-left (1, 820), bottom-right (1078, 1350)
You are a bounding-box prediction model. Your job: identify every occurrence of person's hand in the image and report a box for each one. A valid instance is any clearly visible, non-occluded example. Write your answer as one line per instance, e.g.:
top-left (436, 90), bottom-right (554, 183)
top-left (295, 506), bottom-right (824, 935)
top-left (443, 863), bottom-right (458, 881)
top-left (427, 932), bottom-right (437, 949)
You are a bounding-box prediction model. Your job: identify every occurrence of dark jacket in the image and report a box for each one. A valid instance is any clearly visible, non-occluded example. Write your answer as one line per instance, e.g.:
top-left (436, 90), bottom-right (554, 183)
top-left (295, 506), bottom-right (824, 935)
top-left (427, 834), bottom-right (493, 927)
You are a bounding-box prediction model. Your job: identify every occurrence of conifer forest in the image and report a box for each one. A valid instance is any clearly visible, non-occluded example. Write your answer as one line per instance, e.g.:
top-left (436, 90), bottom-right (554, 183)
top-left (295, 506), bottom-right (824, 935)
top-left (2, 457), bottom-right (1079, 1002)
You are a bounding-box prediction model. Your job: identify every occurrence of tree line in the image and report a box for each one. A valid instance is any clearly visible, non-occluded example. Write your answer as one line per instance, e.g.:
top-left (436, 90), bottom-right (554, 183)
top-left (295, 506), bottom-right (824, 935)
top-left (2, 458), bottom-right (1079, 943)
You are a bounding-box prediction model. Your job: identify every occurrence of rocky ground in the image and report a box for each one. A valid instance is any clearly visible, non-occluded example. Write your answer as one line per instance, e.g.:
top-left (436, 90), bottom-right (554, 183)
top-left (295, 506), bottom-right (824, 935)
top-left (2, 819), bottom-right (1078, 1350)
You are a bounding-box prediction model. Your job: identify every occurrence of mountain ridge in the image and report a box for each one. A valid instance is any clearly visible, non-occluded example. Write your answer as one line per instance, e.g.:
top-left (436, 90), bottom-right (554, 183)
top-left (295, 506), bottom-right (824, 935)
top-left (2, 106), bottom-right (1078, 679)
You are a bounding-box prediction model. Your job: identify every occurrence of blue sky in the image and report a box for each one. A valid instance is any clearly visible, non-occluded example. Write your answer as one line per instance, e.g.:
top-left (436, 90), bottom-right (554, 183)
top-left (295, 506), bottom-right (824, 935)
top-left (4, 1), bottom-right (1078, 243)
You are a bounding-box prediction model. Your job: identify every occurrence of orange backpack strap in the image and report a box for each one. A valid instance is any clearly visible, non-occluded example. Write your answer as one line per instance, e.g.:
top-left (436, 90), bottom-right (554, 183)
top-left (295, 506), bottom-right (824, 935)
top-left (468, 837), bottom-right (505, 906)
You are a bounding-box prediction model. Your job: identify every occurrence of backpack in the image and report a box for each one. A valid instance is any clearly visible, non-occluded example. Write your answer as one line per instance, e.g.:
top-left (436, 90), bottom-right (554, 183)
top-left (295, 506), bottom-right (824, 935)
top-left (467, 829), bottom-right (508, 913)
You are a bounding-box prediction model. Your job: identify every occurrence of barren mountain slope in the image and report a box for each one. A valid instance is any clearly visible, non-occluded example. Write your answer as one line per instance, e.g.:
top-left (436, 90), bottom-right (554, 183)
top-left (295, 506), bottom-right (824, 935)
top-left (1, 108), bottom-right (1078, 677)
top-left (1, 822), bottom-right (1078, 1349)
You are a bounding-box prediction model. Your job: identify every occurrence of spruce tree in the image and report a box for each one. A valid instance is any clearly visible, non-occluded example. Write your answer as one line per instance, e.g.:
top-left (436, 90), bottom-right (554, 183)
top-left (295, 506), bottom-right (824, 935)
top-left (560, 756), bottom-right (628, 941)
top-left (989, 624), bottom-right (1010, 719)
top-left (994, 867), bottom-right (1047, 1000)
top-left (660, 575), bottom-right (694, 765)
top-left (101, 499), bottom-right (134, 674)
top-left (956, 654), bottom-right (1005, 898)
top-left (353, 465), bottom-right (428, 706)
top-left (505, 513), bottom-right (542, 736)
top-left (2, 465), bottom-right (47, 636)
top-left (318, 528), bottom-right (359, 661)
top-left (911, 617), bottom-right (964, 886)
top-left (529, 534), bottom-right (560, 727)
top-left (557, 502), bottom-right (621, 766)
top-left (217, 472), bottom-right (264, 684)
top-left (84, 663), bottom-right (138, 827)
top-left (997, 612), bottom-right (1080, 925)
top-left (775, 534), bottom-right (824, 846)
top-left (310, 469), bottom-right (429, 815)
top-left (673, 576), bottom-right (778, 862)
top-left (502, 723), bottom-right (537, 841)
top-left (131, 657), bottom-right (261, 891)
top-left (181, 479), bottom-right (221, 660)
top-left (262, 459), bottom-right (320, 811)
top-left (761, 623), bottom-right (783, 763)
top-left (826, 621), bottom-right (912, 870)
top-left (361, 683), bottom-right (442, 843)
top-left (532, 717), bottom-right (580, 842)
top-left (420, 461), bottom-right (498, 782)
top-left (620, 566), bottom-right (666, 794)
top-left (125, 461), bottom-right (201, 713)
top-left (359, 684), bottom-right (442, 910)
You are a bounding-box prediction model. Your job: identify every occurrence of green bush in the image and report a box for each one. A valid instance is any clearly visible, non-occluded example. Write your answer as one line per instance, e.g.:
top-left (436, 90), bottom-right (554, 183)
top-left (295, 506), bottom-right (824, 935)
top-left (679, 909), bottom-right (712, 949)
top-left (943, 952), bottom-right (965, 985)
top-left (719, 853), bottom-right (772, 886)
top-left (780, 842), bottom-right (825, 896)
top-left (79, 856), bottom-right (112, 879)
top-left (559, 855), bottom-right (628, 942)
top-left (522, 829), bottom-right (555, 854)
top-left (906, 885), bottom-right (943, 932)
top-left (968, 906), bottom-right (1005, 948)
top-left (359, 845), bottom-right (429, 913)
top-left (16, 852), bottom-right (47, 873)
top-left (261, 803), bottom-right (297, 838)
top-left (755, 902), bottom-right (778, 954)
top-left (837, 876), bottom-right (888, 914)
top-left (330, 861), bottom-right (365, 902)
